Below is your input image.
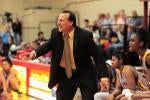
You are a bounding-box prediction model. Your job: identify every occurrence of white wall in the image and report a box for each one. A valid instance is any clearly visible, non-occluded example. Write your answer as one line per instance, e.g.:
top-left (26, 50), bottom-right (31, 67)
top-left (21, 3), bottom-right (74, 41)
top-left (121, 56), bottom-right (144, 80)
top-left (0, 0), bottom-right (24, 17)
top-left (22, 9), bottom-right (60, 42)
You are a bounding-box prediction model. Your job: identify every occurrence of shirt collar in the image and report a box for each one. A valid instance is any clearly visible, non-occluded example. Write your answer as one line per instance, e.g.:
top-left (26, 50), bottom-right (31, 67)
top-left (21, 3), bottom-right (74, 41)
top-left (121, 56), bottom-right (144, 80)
top-left (63, 29), bottom-right (74, 39)
top-left (69, 29), bottom-right (74, 39)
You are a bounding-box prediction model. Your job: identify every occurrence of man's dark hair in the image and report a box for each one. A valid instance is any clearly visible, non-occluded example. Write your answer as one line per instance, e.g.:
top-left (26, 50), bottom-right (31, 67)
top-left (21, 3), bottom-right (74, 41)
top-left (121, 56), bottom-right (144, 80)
top-left (62, 10), bottom-right (76, 27)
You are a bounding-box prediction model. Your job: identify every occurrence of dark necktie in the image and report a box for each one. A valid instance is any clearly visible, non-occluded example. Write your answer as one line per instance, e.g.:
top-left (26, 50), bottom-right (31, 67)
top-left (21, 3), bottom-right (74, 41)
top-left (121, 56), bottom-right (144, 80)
top-left (64, 34), bottom-right (72, 78)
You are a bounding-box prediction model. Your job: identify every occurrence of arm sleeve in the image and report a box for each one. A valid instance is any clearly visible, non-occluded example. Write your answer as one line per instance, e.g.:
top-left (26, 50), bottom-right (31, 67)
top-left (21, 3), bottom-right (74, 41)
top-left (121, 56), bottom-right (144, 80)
top-left (87, 33), bottom-right (109, 79)
top-left (35, 29), bottom-right (55, 58)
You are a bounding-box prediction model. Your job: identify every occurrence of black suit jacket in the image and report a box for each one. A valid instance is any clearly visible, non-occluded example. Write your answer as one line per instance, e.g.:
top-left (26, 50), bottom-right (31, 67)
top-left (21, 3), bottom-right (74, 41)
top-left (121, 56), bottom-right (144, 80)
top-left (35, 27), bottom-right (108, 90)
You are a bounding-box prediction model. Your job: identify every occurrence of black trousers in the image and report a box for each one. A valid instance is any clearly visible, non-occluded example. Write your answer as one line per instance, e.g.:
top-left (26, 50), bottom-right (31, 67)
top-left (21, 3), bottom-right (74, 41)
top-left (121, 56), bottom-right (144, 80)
top-left (56, 68), bottom-right (95, 100)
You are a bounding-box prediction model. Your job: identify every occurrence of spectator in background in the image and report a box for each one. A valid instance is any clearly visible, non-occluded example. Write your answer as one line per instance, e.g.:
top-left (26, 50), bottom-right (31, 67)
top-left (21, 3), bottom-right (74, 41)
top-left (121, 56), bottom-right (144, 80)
top-left (0, 57), bottom-right (20, 99)
top-left (127, 24), bottom-right (136, 42)
top-left (107, 26), bottom-right (124, 58)
top-left (83, 19), bottom-right (92, 31)
top-left (112, 14), bottom-right (119, 25)
top-left (100, 14), bottom-right (107, 31)
top-left (35, 31), bottom-right (47, 44)
top-left (1, 25), bottom-right (12, 57)
top-left (7, 18), bottom-right (14, 38)
top-left (92, 21), bottom-right (108, 62)
top-left (0, 37), bottom-right (3, 56)
top-left (102, 27), bottom-right (119, 58)
top-left (117, 9), bottom-right (126, 25)
top-left (96, 13), bottom-right (105, 29)
top-left (12, 17), bottom-right (22, 46)
top-left (102, 13), bottom-right (113, 27)
top-left (92, 21), bottom-right (100, 45)
top-left (127, 10), bottom-right (143, 29)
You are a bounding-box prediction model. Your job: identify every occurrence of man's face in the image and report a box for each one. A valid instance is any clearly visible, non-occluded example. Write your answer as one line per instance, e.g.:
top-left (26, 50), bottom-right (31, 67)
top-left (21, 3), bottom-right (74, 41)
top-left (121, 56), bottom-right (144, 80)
top-left (57, 13), bottom-right (73, 33)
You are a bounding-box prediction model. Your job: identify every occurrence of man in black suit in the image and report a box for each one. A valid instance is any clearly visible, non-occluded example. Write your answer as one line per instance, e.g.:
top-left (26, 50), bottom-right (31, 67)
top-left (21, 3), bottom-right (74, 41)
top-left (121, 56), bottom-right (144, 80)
top-left (27, 10), bottom-right (109, 100)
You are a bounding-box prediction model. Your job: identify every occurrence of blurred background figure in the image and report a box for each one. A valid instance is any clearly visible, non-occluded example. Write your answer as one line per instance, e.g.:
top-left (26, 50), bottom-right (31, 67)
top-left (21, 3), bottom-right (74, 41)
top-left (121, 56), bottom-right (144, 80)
top-left (12, 17), bottom-right (22, 46)
top-left (35, 31), bottom-right (47, 44)
top-left (83, 19), bottom-right (92, 31)
top-left (1, 24), bottom-right (12, 57)
top-left (127, 10), bottom-right (143, 29)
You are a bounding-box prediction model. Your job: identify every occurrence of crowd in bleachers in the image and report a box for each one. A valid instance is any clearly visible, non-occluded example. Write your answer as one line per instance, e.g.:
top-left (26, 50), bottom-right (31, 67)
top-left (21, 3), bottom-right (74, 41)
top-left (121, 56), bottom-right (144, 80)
top-left (0, 12), bottom-right (52, 64)
top-left (0, 12), bottom-right (22, 57)
top-left (82, 9), bottom-right (145, 59)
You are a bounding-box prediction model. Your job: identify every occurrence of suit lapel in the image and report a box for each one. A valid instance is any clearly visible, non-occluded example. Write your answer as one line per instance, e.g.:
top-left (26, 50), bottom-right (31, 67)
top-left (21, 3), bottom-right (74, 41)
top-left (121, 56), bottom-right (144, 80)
top-left (57, 31), bottom-right (64, 63)
top-left (73, 27), bottom-right (80, 58)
